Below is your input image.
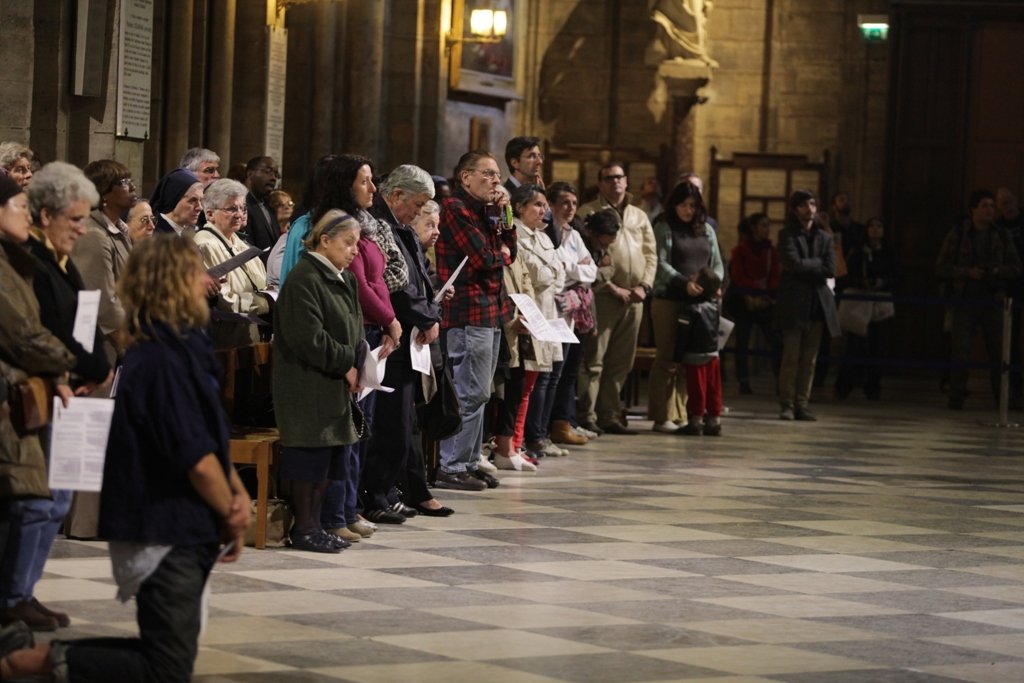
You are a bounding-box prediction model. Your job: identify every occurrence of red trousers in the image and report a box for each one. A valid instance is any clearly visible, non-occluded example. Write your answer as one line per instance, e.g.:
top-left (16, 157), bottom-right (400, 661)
top-left (514, 370), bottom-right (539, 448)
top-left (685, 357), bottom-right (722, 419)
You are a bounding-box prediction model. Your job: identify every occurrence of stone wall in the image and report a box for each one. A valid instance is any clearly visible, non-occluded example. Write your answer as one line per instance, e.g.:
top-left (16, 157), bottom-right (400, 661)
top-left (698, 0), bottom-right (891, 226)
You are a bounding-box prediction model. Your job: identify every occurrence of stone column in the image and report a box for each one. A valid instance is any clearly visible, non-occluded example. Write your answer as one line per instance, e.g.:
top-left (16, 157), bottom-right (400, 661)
top-left (162, 0), bottom-right (194, 170)
top-left (658, 60), bottom-right (711, 176)
top-left (208, 0), bottom-right (237, 159)
top-left (344, 0), bottom-right (384, 160)
top-left (309, 1), bottom-right (338, 158)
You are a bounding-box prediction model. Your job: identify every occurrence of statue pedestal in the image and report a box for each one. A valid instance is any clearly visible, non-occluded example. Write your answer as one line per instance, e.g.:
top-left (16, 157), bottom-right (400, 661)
top-left (658, 59), bottom-right (712, 177)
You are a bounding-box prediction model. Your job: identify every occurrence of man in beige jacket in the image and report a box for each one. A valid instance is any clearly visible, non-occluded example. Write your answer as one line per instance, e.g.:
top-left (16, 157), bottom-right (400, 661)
top-left (577, 163), bottom-right (657, 434)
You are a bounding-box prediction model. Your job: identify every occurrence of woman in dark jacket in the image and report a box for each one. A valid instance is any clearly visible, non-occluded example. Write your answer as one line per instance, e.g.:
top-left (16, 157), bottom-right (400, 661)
top-left (835, 217), bottom-right (900, 400)
top-left (0, 175), bottom-right (76, 633)
top-left (273, 210), bottom-right (365, 553)
top-left (1, 234), bottom-right (251, 681)
top-left (3, 163), bottom-right (110, 632)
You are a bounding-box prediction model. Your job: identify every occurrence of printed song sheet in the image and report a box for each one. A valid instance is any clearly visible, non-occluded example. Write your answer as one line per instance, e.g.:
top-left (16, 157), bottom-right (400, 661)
top-left (48, 397), bottom-right (115, 492)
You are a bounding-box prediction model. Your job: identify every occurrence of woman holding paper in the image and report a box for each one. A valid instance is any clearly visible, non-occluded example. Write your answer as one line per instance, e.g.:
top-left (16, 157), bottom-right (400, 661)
top-left (0, 174), bottom-right (76, 632)
top-left (195, 178), bottom-right (272, 348)
top-left (1, 234), bottom-right (251, 682)
top-left (274, 210), bottom-right (365, 553)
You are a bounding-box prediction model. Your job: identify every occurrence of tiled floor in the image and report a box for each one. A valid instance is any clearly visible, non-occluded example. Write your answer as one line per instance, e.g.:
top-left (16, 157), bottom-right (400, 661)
top-left (36, 382), bottom-right (1024, 682)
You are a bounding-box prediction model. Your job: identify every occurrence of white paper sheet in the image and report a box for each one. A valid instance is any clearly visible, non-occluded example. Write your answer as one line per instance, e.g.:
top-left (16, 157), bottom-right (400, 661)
top-left (48, 396), bottom-right (115, 492)
top-left (357, 345), bottom-right (396, 401)
top-left (717, 316), bottom-right (735, 351)
top-left (434, 255), bottom-right (469, 303)
top-left (409, 327), bottom-right (433, 376)
top-left (72, 290), bottom-right (101, 353)
top-left (545, 317), bottom-right (580, 344)
top-left (509, 293), bottom-right (561, 342)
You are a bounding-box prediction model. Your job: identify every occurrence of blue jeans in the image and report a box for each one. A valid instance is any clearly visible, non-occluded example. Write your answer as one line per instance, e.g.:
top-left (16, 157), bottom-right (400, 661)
top-left (7, 489), bottom-right (72, 606)
top-left (440, 326), bottom-right (501, 473)
top-left (525, 361), bottom-right (564, 442)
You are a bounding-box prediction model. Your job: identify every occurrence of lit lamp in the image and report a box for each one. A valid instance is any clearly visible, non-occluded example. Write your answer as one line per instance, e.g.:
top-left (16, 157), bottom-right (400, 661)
top-left (857, 14), bottom-right (889, 42)
top-left (447, 3), bottom-right (509, 89)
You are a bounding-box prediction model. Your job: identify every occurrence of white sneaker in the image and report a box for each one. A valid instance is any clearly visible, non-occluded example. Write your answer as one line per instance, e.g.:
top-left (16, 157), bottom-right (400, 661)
top-left (541, 440), bottom-right (568, 457)
top-left (651, 421), bottom-right (677, 433)
top-left (574, 425), bottom-right (598, 439)
top-left (494, 452), bottom-right (538, 472)
top-left (477, 455), bottom-right (498, 474)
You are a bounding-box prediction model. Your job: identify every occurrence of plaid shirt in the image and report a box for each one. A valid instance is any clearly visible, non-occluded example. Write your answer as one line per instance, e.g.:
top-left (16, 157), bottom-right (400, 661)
top-left (437, 186), bottom-right (517, 328)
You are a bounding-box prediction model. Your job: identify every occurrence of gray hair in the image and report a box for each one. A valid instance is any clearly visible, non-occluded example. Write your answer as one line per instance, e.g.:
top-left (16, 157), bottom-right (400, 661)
top-left (0, 141), bottom-right (33, 169)
top-left (303, 209), bottom-right (360, 250)
top-left (27, 161), bottom-right (99, 222)
top-left (380, 164), bottom-right (434, 199)
top-left (180, 147), bottom-right (220, 172)
top-left (420, 200), bottom-right (440, 217)
top-left (203, 178), bottom-right (248, 211)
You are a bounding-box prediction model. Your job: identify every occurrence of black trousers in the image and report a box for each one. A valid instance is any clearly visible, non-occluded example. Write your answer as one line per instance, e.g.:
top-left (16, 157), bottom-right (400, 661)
top-left (60, 543), bottom-right (217, 683)
top-left (362, 356), bottom-right (419, 511)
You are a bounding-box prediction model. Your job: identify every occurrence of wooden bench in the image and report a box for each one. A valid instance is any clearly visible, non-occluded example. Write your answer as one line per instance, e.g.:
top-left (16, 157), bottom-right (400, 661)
top-left (623, 346), bottom-right (657, 409)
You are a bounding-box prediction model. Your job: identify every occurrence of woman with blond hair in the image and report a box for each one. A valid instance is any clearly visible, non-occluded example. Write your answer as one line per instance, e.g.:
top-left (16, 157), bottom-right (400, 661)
top-left (1, 234), bottom-right (250, 680)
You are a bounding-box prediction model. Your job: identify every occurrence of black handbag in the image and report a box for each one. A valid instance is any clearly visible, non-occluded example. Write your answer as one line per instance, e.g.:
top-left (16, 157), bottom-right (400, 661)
top-left (418, 363), bottom-right (462, 441)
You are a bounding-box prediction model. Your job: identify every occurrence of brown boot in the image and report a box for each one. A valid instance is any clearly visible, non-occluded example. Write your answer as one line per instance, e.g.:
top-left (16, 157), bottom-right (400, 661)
top-left (3, 602), bottom-right (57, 632)
top-left (550, 420), bottom-right (587, 445)
top-left (29, 599), bottom-right (69, 628)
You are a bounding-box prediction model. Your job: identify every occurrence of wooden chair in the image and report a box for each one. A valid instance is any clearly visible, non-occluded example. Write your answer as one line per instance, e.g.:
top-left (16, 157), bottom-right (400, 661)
top-left (216, 343), bottom-right (279, 549)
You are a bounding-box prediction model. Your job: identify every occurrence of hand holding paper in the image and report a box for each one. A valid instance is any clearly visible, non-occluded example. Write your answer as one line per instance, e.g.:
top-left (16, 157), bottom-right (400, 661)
top-left (357, 345), bottom-right (396, 401)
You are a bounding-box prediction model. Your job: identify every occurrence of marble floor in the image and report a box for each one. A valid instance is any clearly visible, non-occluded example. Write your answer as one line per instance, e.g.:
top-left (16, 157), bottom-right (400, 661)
top-left (35, 381), bottom-right (1024, 682)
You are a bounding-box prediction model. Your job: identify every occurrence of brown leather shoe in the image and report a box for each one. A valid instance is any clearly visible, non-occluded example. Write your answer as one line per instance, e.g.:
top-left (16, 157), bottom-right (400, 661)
top-left (550, 420), bottom-right (587, 445)
top-left (30, 599), bottom-right (70, 628)
top-left (4, 602), bottom-right (57, 632)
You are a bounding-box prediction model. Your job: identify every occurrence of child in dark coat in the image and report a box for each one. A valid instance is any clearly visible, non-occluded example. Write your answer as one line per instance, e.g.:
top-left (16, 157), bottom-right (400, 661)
top-left (673, 267), bottom-right (724, 436)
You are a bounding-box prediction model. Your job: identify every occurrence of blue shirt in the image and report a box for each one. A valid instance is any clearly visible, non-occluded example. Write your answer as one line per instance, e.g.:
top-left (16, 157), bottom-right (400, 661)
top-left (99, 323), bottom-right (231, 545)
top-left (279, 212), bottom-right (312, 286)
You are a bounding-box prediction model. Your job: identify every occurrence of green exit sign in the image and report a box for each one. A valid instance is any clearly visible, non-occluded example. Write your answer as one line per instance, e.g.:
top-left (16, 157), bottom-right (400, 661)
top-left (857, 15), bottom-right (889, 42)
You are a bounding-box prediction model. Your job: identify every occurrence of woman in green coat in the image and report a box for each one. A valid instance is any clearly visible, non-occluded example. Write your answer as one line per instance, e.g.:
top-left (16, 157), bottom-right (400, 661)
top-left (273, 210), bottom-right (364, 553)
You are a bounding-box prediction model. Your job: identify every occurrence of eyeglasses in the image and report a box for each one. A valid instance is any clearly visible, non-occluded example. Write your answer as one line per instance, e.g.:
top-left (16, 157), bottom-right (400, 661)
top-left (473, 169), bottom-right (500, 179)
top-left (218, 206), bottom-right (248, 215)
top-left (256, 166), bottom-right (281, 178)
top-left (117, 178), bottom-right (135, 189)
top-left (522, 152), bottom-right (544, 161)
top-left (137, 215), bottom-right (155, 226)
top-left (600, 174), bottom-right (626, 183)
top-left (274, 201), bottom-right (295, 209)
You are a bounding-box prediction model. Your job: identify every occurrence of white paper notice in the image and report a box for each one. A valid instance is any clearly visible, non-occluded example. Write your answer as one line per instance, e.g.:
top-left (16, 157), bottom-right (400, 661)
top-left (73, 290), bottom-right (101, 353)
top-left (717, 316), bottom-right (735, 351)
top-left (509, 293), bottom-right (560, 342)
top-left (48, 397), bottom-right (115, 492)
top-left (409, 327), bottom-right (433, 376)
top-left (545, 317), bottom-right (580, 344)
top-left (357, 345), bottom-right (396, 401)
top-left (434, 255), bottom-right (469, 303)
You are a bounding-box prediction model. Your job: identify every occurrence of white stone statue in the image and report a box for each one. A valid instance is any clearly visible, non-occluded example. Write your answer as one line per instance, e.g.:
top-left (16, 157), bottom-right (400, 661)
top-left (649, 0), bottom-right (719, 67)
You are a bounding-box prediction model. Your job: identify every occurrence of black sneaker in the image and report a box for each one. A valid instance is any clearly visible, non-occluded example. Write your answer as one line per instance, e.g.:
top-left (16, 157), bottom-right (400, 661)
top-left (702, 423), bottom-right (722, 437)
top-left (469, 469), bottom-right (500, 489)
top-left (319, 529), bottom-right (351, 549)
top-left (794, 407), bottom-right (818, 421)
top-left (675, 423), bottom-right (702, 436)
top-left (364, 508), bottom-right (407, 524)
top-left (389, 501), bottom-right (418, 518)
top-left (291, 531), bottom-right (342, 554)
top-left (434, 469), bottom-right (487, 491)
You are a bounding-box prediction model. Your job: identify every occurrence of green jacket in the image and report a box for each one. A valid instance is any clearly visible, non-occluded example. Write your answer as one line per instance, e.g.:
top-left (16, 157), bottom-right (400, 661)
top-left (273, 253), bottom-right (364, 447)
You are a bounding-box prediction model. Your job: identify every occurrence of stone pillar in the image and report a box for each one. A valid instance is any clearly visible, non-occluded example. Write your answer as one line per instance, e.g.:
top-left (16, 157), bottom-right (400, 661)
top-left (658, 60), bottom-right (712, 176)
top-left (309, 1), bottom-right (338, 158)
top-left (208, 0), bottom-right (237, 159)
top-left (344, 0), bottom-right (384, 160)
top-left (162, 0), bottom-right (194, 171)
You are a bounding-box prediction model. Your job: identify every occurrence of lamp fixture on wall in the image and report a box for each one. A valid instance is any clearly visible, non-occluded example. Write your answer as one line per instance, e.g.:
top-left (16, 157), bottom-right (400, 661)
top-left (857, 14), bottom-right (889, 42)
top-left (446, 2), bottom-right (509, 90)
top-left (446, 5), bottom-right (508, 50)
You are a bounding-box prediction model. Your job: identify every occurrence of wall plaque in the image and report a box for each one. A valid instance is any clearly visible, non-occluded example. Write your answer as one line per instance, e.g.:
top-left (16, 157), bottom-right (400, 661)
top-left (115, 0), bottom-right (153, 139)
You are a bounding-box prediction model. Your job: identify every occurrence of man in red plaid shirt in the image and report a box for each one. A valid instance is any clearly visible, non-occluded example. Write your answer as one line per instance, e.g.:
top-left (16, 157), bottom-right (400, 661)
top-left (434, 151), bottom-right (517, 491)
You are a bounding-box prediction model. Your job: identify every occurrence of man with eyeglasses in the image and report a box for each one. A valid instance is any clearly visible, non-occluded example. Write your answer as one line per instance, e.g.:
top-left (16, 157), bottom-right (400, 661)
top-left (503, 136), bottom-right (545, 195)
top-left (434, 151), bottom-right (517, 491)
top-left (576, 162), bottom-right (657, 435)
top-left (243, 156), bottom-right (281, 259)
